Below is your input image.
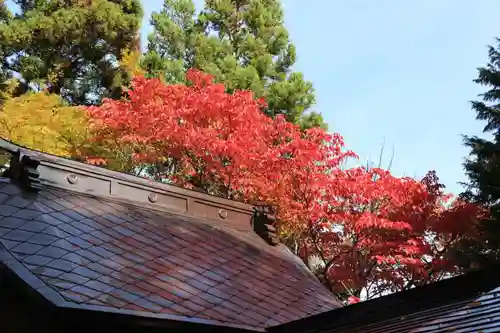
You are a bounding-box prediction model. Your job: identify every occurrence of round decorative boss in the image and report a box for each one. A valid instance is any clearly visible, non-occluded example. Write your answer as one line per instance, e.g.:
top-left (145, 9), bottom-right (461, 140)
top-left (148, 193), bottom-right (158, 203)
top-left (67, 174), bottom-right (78, 184)
top-left (218, 209), bottom-right (228, 219)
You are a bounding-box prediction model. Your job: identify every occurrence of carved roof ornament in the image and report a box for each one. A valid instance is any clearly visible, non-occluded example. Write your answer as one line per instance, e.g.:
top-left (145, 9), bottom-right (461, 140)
top-left (253, 205), bottom-right (279, 246)
top-left (3, 149), bottom-right (40, 192)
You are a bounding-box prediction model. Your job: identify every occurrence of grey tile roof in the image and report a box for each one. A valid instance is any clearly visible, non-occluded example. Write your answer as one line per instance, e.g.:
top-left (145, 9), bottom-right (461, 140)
top-left (0, 178), bottom-right (341, 331)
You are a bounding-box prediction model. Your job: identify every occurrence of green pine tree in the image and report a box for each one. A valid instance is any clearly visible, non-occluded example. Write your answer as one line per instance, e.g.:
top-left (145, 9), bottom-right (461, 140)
top-left (0, 0), bottom-right (13, 103)
top-left (460, 37), bottom-right (500, 270)
top-left (143, 0), bottom-right (326, 129)
top-left (0, 0), bottom-right (143, 105)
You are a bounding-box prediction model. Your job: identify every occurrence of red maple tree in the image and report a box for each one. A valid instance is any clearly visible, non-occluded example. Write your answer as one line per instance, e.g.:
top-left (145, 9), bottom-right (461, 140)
top-left (301, 169), bottom-right (486, 302)
top-left (83, 69), bottom-right (487, 302)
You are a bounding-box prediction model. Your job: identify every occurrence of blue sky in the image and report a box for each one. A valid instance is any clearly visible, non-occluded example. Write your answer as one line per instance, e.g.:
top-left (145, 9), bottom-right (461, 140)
top-left (6, 0), bottom-right (500, 194)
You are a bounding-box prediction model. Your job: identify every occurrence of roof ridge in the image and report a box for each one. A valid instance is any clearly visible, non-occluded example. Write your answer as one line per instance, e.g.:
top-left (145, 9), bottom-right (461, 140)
top-left (0, 137), bottom-right (256, 230)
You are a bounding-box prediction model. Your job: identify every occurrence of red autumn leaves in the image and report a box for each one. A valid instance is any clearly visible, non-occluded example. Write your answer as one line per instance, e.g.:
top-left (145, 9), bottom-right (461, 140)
top-left (84, 69), bottom-right (487, 302)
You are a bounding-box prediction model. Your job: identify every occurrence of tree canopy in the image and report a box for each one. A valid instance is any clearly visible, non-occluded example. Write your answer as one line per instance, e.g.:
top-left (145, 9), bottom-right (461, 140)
top-left (143, 0), bottom-right (326, 129)
top-left (0, 0), bottom-right (143, 105)
top-left (0, 91), bottom-right (89, 157)
top-left (460, 37), bottom-right (500, 270)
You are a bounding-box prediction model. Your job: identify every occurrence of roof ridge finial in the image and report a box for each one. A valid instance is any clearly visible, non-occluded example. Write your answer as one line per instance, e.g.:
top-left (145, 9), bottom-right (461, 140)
top-left (4, 151), bottom-right (41, 192)
top-left (253, 204), bottom-right (279, 246)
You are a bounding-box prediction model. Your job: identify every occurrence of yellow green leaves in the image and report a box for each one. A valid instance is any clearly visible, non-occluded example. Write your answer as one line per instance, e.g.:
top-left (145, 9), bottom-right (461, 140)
top-left (120, 48), bottom-right (145, 78)
top-left (0, 92), bottom-right (90, 157)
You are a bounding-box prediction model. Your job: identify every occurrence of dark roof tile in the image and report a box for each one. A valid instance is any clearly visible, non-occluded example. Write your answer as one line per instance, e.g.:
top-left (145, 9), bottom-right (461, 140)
top-left (59, 272), bottom-right (91, 285)
top-left (179, 299), bottom-right (206, 313)
top-left (80, 218), bottom-right (106, 231)
top-left (52, 199), bottom-right (76, 210)
top-left (198, 308), bottom-right (232, 322)
top-left (110, 288), bottom-right (142, 303)
top-left (35, 214), bottom-right (64, 226)
top-left (97, 275), bottom-right (126, 289)
top-left (110, 270), bottom-right (136, 284)
top-left (69, 220), bottom-right (95, 234)
top-left (5, 195), bottom-right (32, 208)
top-left (69, 206), bottom-right (96, 219)
top-left (78, 233), bottom-right (105, 246)
top-left (0, 204), bottom-right (19, 217)
top-left (0, 192), bottom-right (7, 203)
top-left (45, 258), bottom-right (76, 272)
top-left (134, 297), bottom-right (164, 312)
top-left (87, 245), bottom-right (114, 259)
top-left (147, 294), bottom-right (175, 308)
top-left (0, 183), bottom-right (21, 195)
top-left (121, 266), bottom-right (149, 281)
top-left (61, 209), bottom-right (87, 221)
top-left (66, 236), bottom-right (93, 249)
top-left (72, 266), bottom-right (101, 280)
top-left (75, 248), bottom-right (102, 262)
top-left (60, 252), bottom-right (89, 265)
top-left (11, 242), bottom-right (43, 254)
top-left (0, 216), bottom-right (25, 228)
top-left (27, 202), bottom-right (53, 213)
top-left (100, 243), bottom-right (126, 256)
top-left (216, 303), bottom-right (245, 318)
top-left (270, 313), bottom-right (294, 325)
top-left (46, 277), bottom-right (77, 290)
top-left (88, 229), bottom-right (113, 242)
top-left (60, 290), bottom-right (91, 303)
top-left (36, 245), bottom-right (69, 259)
top-left (40, 226), bottom-right (71, 239)
top-left (3, 229), bottom-right (36, 242)
top-left (12, 208), bottom-right (42, 220)
top-left (70, 285), bottom-right (102, 299)
top-left (130, 232), bottom-right (156, 245)
top-left (27, 233), bottom-right (58, 245)
top-left (133, 280), bottom-right (163, 294)
top-left (23, 254), bottom-right (53, 266)
top-left (58, 223), bottom-right (84, 237)
top-left (122, 252), bottom-right (148, 264)
top-left (18, 220), bottom-right (49, 233)
top-left (156, 288), bottom-right (184, 303)
top-left (84, 280), bottom-right (115, 294)
top-left (87, 262), bottom-right (114, 275)
top-left (34, 266), bottom-right (65, 278)
top-left (12, 253), bottom-right (28, 261)
top-left (52, 239), bottom-right (78, 251)
top-left (96, 294), bottom-right (128, 308)
top-left (49, 212), bottom-right (74, 224)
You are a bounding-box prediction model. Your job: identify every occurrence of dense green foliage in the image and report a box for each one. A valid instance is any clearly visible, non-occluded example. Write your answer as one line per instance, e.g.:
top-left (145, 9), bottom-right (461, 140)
top-left (0, 0), bottom-right (143, 105)
top-left (0, 1), bottom-right (12, 103)
top-left (460, 38), bottom-right (500, 270)
top-left (143, 0), bottom-right (326, 129)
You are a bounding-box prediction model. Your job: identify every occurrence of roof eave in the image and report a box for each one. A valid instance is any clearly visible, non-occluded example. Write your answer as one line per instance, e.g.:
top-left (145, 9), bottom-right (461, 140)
top-left (268, 265), bottom-right (500, 333)
top-left (1, 243), bottom-right (263, 332)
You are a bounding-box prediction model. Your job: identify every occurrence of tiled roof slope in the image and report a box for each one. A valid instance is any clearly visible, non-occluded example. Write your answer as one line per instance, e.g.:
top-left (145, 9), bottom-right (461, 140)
top-left (0, 179), bottom-right (341, 330)
top-left (270, 265), bottom-right (500, 333)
